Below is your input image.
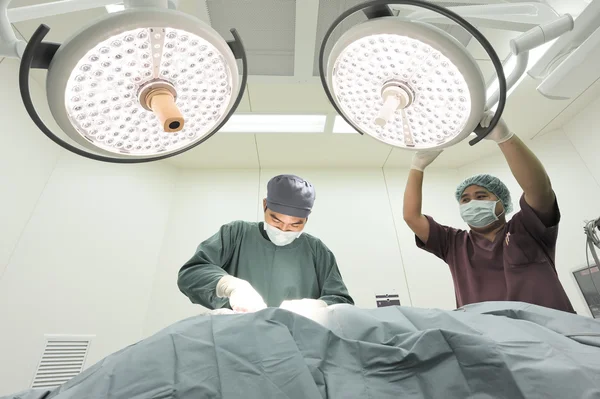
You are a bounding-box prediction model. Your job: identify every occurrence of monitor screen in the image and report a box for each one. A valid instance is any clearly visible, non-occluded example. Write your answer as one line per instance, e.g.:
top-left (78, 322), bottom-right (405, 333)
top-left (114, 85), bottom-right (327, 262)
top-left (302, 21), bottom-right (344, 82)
top-left (573, 265), bottom-right (600, 318)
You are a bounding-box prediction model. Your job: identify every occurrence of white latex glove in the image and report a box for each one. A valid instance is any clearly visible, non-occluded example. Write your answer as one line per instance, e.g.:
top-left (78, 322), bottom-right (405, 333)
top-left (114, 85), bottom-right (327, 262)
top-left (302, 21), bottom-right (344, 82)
top-left (216, 276), bottom-right (267, 313)
top-left (280, 298), bottom-right (327, 318)
top-left (205, 308), bottom-right (236, 316)
top-left (411, 150), bottom-right (443, 172)
top-left (480, 111), bottom-right (514, 144)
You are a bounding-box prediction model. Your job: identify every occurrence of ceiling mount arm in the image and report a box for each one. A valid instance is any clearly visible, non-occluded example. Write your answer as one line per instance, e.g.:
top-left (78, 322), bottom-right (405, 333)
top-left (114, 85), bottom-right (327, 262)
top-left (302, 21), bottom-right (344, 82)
top-left (0, 0), bottom-right (25, 58)
top-left (484, 14), bottom-right (574, 110)
top-left (400, 3), bottom-right (562, 32)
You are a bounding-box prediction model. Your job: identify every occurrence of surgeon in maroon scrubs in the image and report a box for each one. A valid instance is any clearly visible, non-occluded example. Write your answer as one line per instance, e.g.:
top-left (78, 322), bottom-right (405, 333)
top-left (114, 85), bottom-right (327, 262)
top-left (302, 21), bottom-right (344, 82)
top-left (402, 112), bottom-right (575, 313)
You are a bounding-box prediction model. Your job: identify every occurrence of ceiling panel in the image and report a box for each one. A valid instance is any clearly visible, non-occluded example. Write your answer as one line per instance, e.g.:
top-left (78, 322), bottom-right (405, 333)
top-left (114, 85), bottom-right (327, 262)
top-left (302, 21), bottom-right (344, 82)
top-left (236, 86), bottom-right (252, 112)
top-left (255, 133), bottom-right (392, 168)
top-left (207, 0), bottom-right (296, 76)
top-left (163, 133), bottom-right (259, 169)
top-left (247, 82), bottom-right (333, 113)
top-left (312, 0), bottom-right (369, 76)
top-left (544, 0), bottom-right (590, 17)
top-left (13, 6), bottom-right (105, 43)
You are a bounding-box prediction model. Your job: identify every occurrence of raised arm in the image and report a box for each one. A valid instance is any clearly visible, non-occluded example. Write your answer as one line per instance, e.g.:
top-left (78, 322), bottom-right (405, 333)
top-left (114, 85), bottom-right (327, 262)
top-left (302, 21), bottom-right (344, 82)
top-left (403, 151), bottom-right (442, 243)
top-left (481, 112), bottom-right (556, 222)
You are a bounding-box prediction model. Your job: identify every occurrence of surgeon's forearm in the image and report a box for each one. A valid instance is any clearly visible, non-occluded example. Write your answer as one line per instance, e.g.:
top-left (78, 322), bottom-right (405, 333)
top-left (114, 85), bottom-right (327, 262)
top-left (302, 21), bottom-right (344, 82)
top-left (403, 169), bottom-right (424, 220)
top-left (178, 265), bottom-right (228, 309)
top-left (320, 294), bottom-right (354, 306)
top-left (498, 135), bottom-right (554, 212)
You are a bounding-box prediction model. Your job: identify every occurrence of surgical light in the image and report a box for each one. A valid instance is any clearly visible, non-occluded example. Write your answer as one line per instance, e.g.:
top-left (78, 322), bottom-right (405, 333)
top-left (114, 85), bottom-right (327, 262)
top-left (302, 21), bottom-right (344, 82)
top-left (319, 0), bottom-right (573, 151)
top-left (320, 1), bottom-right (504, 150)
top-left (11, 0), bottom-right (248, 163)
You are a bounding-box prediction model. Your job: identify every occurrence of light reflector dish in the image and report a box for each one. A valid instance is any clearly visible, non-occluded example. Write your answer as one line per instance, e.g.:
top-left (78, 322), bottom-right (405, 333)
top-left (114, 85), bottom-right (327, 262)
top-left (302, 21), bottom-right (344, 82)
top-left (327, 17), bottom-right (486, 150)
top-left (46, 9), bottom-right (239, 158)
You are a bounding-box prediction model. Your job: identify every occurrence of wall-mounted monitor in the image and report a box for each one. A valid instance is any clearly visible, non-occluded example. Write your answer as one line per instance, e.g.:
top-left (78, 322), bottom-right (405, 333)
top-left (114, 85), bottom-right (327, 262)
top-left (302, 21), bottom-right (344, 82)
top-left (376, 294), bottom-right (401, 308)
top-left (573, 265), bottom-right (600, 318)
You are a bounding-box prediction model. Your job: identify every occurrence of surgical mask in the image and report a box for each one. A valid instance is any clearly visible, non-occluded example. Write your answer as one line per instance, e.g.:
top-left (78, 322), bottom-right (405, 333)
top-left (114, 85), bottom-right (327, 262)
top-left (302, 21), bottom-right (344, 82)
top-left (460, 200), bottom-right (503, 228)
top-left (264, 222), bottom-right (302, 246)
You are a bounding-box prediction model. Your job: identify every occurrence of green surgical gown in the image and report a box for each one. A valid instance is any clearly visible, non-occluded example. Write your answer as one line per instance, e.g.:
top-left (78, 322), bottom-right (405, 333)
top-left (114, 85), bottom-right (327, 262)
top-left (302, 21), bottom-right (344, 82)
top-left (178, 221), bottom-right (354, 309)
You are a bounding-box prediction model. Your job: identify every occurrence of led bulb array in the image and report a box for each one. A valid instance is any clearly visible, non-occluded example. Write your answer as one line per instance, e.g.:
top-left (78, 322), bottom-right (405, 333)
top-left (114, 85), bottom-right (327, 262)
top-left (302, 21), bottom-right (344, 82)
top-left (332, 33), bottom-right (471, 148)
top-left (65, 27), bottom-right (234, 156)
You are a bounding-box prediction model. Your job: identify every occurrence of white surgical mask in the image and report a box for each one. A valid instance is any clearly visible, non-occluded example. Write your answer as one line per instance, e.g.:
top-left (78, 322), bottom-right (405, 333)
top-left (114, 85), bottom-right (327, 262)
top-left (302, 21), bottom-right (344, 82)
top-left (264, 222), bottom-right (302, 246)
top-left (460, 200), bottom-right (504, 228)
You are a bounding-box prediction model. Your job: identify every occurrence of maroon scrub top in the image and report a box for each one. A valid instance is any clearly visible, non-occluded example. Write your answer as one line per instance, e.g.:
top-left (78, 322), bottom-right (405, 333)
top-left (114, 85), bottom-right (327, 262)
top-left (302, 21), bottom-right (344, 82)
top-left (417, 194), bottom-right (575, 313)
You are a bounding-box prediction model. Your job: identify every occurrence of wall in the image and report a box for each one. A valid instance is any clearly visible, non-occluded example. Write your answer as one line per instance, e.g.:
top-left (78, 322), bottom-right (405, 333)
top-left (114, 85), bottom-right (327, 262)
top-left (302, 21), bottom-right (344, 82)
top-left (383, 168), bottom-right (465, 310)
top-left (0, 59), bottom-right (178, 396)
top-left (0, 59), bottom-right (62, 279)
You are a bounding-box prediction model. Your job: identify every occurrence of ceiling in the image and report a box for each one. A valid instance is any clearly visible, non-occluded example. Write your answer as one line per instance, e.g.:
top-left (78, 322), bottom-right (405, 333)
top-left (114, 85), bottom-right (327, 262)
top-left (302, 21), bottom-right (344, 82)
top-left (6, 0), bottom-right (599, 169)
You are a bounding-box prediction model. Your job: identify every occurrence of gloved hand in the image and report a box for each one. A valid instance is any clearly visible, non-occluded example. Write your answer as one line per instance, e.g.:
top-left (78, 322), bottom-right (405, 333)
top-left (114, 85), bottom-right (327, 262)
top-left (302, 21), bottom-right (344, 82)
top-left (411, 150), bottom-right (443, 172)
top-left (280, 298), bottom-right (327, 318)
top-left (216, 276), bottom-right (267, 313)
top-left (480, 110), bottom-right (514, 144)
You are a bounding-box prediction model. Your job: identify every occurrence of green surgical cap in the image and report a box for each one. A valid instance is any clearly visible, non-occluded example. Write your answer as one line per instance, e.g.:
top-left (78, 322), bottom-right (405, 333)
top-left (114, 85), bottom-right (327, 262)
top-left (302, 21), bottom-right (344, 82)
top-left (455, 174), bottom-right (513, 213)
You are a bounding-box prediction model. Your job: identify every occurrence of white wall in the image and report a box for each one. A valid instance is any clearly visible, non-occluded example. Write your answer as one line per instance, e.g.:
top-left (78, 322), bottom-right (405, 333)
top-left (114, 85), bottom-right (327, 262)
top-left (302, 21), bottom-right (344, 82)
top-left (384, 168), bottom-right (464, 310)
top-left (0, 59), bottom-right (178, 395)
top-left (0, 59), bottom-right (62, 278)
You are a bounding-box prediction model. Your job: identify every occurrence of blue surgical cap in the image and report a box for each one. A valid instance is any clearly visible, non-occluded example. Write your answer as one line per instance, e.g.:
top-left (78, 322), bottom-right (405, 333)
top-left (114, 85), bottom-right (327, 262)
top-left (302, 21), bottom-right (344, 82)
top-left (455, 174), bottom-right (513, 213)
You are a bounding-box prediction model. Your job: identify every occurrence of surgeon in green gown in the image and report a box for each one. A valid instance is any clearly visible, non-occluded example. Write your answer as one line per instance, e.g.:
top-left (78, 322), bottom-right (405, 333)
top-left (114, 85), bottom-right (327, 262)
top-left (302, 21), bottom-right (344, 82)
top-left (178, 174), bottom-right (354, 313)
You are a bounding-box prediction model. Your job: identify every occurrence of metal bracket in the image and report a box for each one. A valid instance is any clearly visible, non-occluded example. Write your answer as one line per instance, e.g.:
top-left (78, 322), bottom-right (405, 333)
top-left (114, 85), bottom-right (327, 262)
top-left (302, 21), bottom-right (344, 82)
top-left (30, 42), bottom-right (60, 69)
top-left (363, 4), bottom-right (394, 19)
top-left (227, 29), bottom-right (244, 60)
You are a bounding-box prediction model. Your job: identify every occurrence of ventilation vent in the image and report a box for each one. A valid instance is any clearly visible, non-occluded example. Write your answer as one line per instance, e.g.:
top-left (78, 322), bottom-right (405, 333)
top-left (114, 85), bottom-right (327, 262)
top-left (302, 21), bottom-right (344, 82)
top-left (31, 335), bottom-right (93, 390)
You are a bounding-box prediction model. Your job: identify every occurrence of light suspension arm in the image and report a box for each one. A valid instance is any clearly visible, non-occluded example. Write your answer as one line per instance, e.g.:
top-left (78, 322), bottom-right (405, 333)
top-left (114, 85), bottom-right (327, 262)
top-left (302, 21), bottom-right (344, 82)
top-left (318, 0), bottom-right (507, 147)
top-left (18, 24), bottom-right (249, 164)
top-left (401, 3), bottom-right (561, 32)
top-left (0, 0), bottom-right (25, 58)
top-left (484, 14), bottom-right (574, 110)
top-left (485, 52), bottom-right (528, 111)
